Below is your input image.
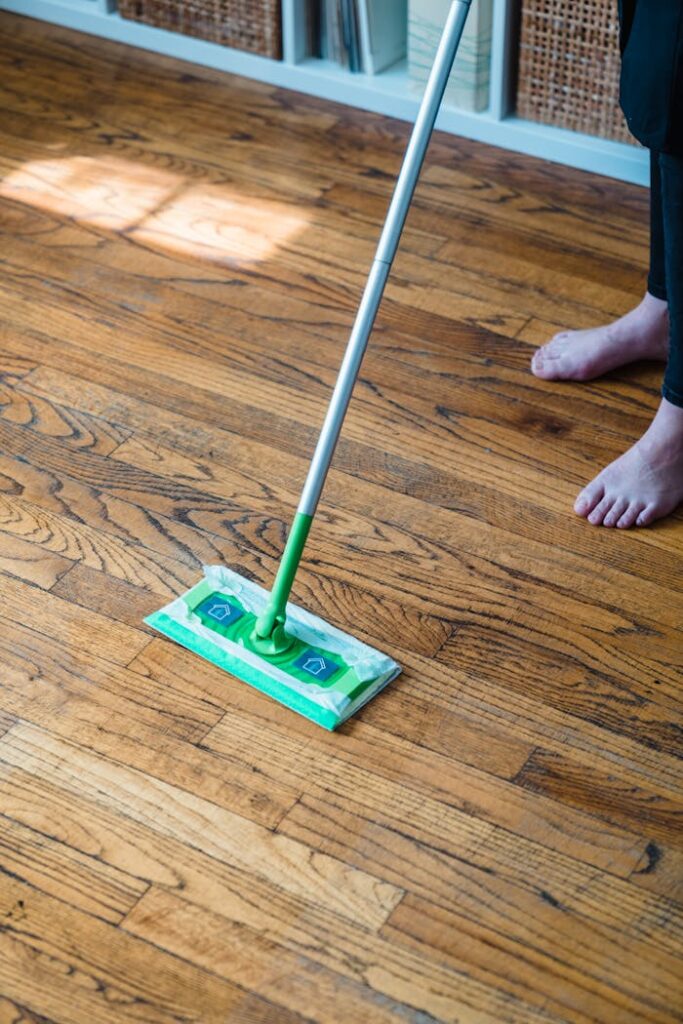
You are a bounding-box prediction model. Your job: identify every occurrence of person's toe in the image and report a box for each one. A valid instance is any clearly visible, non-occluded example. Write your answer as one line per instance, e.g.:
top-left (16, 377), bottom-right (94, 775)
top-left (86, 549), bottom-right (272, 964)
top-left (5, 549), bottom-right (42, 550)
top-left (616, 502), bottom-right (645, 529)
top-left (532, 351), bottom-right (569, 380)
top-left (588, 494), bottom-right (615, 525)
top-left (575, 481), bottom-right (604, 517)
top-left (532, 340), bottom-right (563, 373)
top-left (637, 503), bottom-right (658, 527)
top-left (531, 347), bottom-right (549, 377)
top-left (603, 497), bottom-right (629, 527)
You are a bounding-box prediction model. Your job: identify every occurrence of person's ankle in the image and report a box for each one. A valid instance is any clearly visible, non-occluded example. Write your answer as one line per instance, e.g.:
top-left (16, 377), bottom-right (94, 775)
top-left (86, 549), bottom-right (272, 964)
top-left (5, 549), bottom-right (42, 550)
top-left (641, 397), bottom-right (683, 461)
top-left (654, 395), bottom-right (683, 434)
top-left (643, 288), bottom-right (668, 306)
top-left (640, 291), bottom-right (669, 322)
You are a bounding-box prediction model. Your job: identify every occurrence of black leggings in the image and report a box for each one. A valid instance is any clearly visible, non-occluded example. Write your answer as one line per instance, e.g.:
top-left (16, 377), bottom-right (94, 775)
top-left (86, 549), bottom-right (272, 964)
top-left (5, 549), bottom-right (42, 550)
top-left (648, 149), bottom-right (683, 408)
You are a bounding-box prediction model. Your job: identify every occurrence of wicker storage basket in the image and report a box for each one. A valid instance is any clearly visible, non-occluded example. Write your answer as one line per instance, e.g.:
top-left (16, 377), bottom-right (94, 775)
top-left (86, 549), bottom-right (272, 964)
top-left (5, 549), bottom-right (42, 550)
top-left (118, 0), bottom-right (282, 59)
top-left (516, 0), bottom-right (633, 143)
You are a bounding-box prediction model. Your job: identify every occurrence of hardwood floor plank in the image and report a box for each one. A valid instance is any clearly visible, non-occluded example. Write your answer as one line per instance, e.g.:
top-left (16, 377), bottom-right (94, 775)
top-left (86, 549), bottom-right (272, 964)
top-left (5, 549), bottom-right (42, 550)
top-left (362, 649), bottom-right (683, 906)
top-left (0, 376), bottom-right (130, 456)
top-left (0, 750), bottom-right (542, 1024)
top-left (0, 722), bottom-right (403, 931)
top-left (1, 383), bottom-right (679, 746)
top-left (383, 894), bottom-right (682, 1024)
top-left (0, 711), bottom-right (16, 740)
top-left (0, 570), bottom-right (148, 667)
top-left (0, 136), bottom-right (625, 340)
top-left (0, 110), bottom-right (655, 442)
top-left (0, 247), bottom-right (662, 478)
top-left (166, 655), bottom-right (646, 876)
top-left (1, 37), bottom-right (643, 321)
top-left (123, 886), bottom-right (565, 1024)
top-left (0, 244), bottom-right (663, 451)
top-left (129, 616), bottom-right (683, 819)
top-left (16, 358), bottom-right (667, 586)
top-left (322, 181), bottom-right (648, 297)
top-left (50, 562), bottom-right (163, 630)
top-left (2, 11), bottom-right (648, 238)
top-left (0, 34), bottom-right (648, 323)
top-left (0, 751), bottom-right (312, 917)
top-left (0, 354), bottom-right (36, 382)
top-left (110, 425), bottom-right (680, 620)
top-left (111, 428), bottom-right (683, 649)
top-left (278, 791), bottom-right (683, 994)
top-left (0, 621), bottom-right (296, 826)
top-left (389, 645), bottom-right (683, 795)
top-left (418, 163), bottom-right (649, 264)
top-left (0, 196), bottom-right (522, 357)
top-left (106, 408), bottom-right (682, 603)
top-left (436, 626), bottom-right (683, 758)
top-left (3, 283), bottom-right (679, 575)
top-left (630, 843), bottom-right (683, 904)
top-left (0, 532), bottom-right (71, 590)
top-left (0, 484), bottom-right (204, 599)
top-left (515, 748), bottom-right (683, 850)
top-left (202, 709), bottom-right (683, 959)
top-left (0, 996), bottom-right (57, 1024)
top-left (0, 869), bottom-right (305, 1024)
top-left (0, 802), bottom-right (147, 924)
top-left (5, 468), bottom-right (679, 888)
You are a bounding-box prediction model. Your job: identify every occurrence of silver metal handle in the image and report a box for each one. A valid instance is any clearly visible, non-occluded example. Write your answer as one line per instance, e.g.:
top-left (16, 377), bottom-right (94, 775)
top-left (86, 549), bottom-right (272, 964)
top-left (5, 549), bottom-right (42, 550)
top-left (298, 0), bottom-right (471, 517)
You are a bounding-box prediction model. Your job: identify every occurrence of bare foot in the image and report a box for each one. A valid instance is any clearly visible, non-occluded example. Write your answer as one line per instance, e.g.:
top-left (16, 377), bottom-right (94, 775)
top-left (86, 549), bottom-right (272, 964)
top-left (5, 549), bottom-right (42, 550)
top-left (575, 398), bottom-right (683, 528)
top-left (531, 293), bottom-right (669, 381)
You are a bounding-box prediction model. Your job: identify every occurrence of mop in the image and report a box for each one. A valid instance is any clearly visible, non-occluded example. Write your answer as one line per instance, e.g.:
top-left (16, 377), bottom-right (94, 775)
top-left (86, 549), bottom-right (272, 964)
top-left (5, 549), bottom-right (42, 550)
top-left (146, 1), bottom-right (472, 730)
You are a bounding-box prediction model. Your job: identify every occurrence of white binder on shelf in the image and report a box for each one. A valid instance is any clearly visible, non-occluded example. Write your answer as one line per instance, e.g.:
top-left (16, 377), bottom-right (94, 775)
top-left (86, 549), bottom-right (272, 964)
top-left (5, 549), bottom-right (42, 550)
top-left (357, 0), bottom-right (407, 74)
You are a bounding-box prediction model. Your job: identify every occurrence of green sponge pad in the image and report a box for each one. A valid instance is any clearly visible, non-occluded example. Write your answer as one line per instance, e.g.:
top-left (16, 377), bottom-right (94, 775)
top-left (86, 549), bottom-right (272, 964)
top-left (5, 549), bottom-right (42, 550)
top-left (145, 566), bottom-right (401, 730)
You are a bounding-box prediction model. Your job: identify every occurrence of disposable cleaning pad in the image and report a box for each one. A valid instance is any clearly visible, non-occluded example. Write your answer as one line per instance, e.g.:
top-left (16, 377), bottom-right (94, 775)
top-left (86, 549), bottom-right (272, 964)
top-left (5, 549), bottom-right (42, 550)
top-left (146, 566), bottom-right (401, 730)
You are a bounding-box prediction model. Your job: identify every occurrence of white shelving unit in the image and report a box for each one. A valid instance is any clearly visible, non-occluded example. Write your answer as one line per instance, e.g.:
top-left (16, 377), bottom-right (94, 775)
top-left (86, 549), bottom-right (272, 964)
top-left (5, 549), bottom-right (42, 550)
top-left (2, 0), bottom-right (649, 185)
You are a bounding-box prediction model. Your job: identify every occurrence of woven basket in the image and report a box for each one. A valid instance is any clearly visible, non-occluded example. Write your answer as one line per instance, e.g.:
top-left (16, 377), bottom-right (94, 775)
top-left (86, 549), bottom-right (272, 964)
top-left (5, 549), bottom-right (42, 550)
top-left (118, 0), bottom-right (282, 59)
top-left (516, 0), bottom-right (633, 143)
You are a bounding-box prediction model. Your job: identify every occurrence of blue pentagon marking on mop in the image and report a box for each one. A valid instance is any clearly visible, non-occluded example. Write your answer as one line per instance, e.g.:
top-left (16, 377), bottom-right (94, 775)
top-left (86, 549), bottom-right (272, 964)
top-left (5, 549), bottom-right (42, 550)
top-left (195, 594), bottom-right (244, 627)
top-left (293, 650), bottom-right (340, 683)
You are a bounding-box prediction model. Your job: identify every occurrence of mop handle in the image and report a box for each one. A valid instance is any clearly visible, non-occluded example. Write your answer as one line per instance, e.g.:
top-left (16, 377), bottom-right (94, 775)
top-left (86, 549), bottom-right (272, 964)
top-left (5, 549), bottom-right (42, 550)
top-left (299, 0), bottom-right (471, 516)
top-left (255, 0), bottom-right (471, 640)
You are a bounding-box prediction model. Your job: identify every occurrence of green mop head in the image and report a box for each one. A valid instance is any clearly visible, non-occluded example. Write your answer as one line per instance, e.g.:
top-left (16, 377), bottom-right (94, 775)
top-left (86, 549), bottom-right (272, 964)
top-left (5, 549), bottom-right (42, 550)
top-left (145, 566), bottom-right (401, 730)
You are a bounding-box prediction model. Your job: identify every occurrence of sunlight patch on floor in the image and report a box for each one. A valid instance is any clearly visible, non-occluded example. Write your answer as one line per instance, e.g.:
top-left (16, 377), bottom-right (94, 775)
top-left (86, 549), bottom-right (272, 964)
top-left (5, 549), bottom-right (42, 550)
top-left (1, 155), bottom-right (310, 266)
top-left (0, 155), bottom-right (181, 231)
top-left (131, 183), bottom-right (309, 264)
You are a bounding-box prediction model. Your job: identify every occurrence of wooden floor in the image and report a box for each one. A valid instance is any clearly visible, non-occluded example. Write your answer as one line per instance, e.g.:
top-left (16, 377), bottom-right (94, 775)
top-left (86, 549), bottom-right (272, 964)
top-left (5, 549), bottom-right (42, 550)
top-left (0, 11), bottom-right (682, 1023)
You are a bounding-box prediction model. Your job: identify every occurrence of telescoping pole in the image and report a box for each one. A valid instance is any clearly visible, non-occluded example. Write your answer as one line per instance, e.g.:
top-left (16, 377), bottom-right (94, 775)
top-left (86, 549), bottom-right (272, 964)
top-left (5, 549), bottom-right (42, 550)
top-left (254, 1), bottom-right (472, 646)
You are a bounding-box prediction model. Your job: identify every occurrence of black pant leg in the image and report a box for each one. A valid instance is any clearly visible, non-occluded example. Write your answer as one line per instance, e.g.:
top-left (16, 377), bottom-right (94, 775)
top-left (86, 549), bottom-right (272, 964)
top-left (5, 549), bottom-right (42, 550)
top-left (661, 152), bottom-right (683, 408)
top-left (648, 149), bottom-right (667, 300)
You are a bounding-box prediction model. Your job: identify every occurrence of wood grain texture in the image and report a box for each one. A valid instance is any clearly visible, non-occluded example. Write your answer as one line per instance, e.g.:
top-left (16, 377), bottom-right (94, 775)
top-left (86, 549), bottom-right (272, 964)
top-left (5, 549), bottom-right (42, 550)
top-left (0, 723), bottom-right (401, 929)
top-left (0, 809), bottom-right (147, 924)
top-left (0, 11), bottom-right (681, 1023)
top-left (0, 870), bottom-right (306, 1024)
top-left (0, 532), bottom-right (71, 589)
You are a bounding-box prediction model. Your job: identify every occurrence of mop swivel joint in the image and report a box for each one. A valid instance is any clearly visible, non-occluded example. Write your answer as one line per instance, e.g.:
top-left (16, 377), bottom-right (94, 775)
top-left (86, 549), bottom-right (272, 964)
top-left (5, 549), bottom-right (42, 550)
top-left (250, 610), bottom-right (295, 656)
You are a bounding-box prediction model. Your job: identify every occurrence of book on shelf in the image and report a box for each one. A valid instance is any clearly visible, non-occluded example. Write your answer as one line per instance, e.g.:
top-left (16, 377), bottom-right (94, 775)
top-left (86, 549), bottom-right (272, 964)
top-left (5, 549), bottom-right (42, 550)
top-left (340, 0), bottom-right (360, 72)
top-left (321, 0), bottom-right (343, 63)
top-left (408, 0), bottom-right (493, 111)
top-left (315, 0), bottom-right (407, 73)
